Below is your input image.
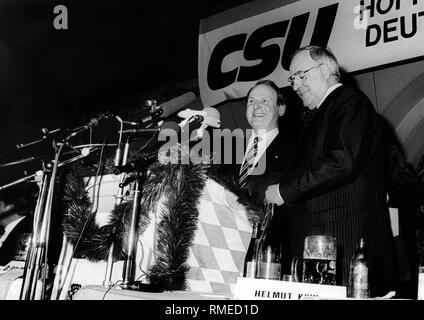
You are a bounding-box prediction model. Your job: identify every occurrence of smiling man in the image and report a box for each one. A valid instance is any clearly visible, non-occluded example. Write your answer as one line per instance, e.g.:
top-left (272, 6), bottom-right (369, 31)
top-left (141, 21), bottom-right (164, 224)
top-left (239, 80), bottom-right (285, 186)
top-left (264, 46), bottom-right (398, 297)
top-left (238, 80), bottom-right (297, 200)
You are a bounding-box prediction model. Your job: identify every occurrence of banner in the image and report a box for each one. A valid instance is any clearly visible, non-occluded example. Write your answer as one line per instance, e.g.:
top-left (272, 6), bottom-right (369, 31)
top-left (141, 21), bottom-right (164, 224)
top-left (199, 0), bottom-right (424, 107)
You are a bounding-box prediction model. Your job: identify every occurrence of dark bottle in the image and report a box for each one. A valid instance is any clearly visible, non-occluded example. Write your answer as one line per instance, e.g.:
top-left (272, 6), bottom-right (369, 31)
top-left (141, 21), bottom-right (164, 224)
top-left (243, 222), bottom-right (262, 278)
top-left (418, 247), bottom-right (424, 300)
top-left (255, 203), bottom-right (282, 280)
top-left (348, 237), bottom-right (370, 298)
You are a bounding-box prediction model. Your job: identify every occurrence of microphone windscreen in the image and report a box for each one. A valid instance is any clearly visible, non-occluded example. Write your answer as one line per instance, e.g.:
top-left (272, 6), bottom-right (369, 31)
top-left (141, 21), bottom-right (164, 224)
top-left (204, 107), bottom-right (220, 120)
top-left (160, 92), bottom-right (196, 118)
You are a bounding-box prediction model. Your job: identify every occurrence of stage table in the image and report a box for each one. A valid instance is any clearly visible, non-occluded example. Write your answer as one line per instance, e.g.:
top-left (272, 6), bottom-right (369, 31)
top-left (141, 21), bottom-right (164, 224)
top-left (73, 285), bottom-right (232, 300)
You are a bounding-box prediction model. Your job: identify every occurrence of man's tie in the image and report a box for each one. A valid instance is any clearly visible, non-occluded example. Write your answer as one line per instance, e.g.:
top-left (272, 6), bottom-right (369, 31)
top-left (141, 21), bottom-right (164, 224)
top-left (300, 107), bottom-right (317, 126)
top-left (238, 136), bottom-right (259, 188)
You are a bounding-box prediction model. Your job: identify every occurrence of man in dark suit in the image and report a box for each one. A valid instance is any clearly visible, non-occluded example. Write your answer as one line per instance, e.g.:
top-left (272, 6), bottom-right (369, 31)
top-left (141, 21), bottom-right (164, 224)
top-left (383, 119), bottom-right (424, 298)
top-left (240, 80), bottom-right (298, 203)
top-left (265, 46), bottom-right (396, 297)
top-left (209, 79), bottom-right (299, 274)
top-left (209, 80), bottom-right (299, 204)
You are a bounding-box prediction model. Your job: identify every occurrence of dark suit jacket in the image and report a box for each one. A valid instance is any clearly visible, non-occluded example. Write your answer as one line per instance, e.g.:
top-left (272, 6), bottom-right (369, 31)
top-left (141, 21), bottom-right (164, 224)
top-left (245, 131), bottom-right (298, 206)
top-left (0, 216), bottom-right (33, 266)
top-left (279, 85), bottom-right (396, 296)
top-left (208, 125), bottom-right (299, 274)
top-left (208, 123), bottom-right (298, 198)
top-left (384, 123), bottom-right (424, 298)
top-left (248, 130), bottom-right (300, 274)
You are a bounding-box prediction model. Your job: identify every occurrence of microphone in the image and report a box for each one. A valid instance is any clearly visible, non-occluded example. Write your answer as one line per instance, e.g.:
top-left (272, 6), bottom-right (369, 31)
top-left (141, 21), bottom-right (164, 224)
top-left (199, 107), bottom-right (221, 128)
top-left (16, 128), bottom-right (63, 149)
top-left (177, 107), bottom-right (220, 127)
top-left (142, 92), bottom-right (196, 123)
top-left (190, 107), bottom-right (221, 141)
top-left (120, 128), bottom-right (160, 134)
top-left (66, 111), bottom-right (115, 140)
top-left (114, 142), bottom-right (123, 166)
top-left (113, 122), bottom-right (181, 174)
top-left (177, 106), bottom-right (221, 135)
top-left (119, 121), bottom-right (181, 135)
top-left (85, 111), bottom-right (115, 129)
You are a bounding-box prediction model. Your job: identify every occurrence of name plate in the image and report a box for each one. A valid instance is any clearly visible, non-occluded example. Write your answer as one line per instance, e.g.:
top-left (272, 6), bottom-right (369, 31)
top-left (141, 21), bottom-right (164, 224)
top-left (234, 277), bottom-right (346, 300)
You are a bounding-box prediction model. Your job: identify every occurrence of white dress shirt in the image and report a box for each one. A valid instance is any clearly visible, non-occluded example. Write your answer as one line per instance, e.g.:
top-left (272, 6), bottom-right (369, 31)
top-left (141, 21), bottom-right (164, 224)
top-left (316, 83), bottom-right (342, 110)
top-left (240, 127), bottom-right (279, 172)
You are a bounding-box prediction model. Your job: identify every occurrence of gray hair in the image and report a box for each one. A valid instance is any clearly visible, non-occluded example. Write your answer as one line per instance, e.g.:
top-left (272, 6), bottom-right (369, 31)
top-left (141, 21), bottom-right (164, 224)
top-left (291, 46), bottom-right (341, 81)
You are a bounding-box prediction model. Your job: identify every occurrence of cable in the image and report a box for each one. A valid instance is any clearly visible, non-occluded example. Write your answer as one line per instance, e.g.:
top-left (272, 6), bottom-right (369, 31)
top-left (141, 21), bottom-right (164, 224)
top-left (102, 280), bottom-right (124, 300)
top-left (71, 141), bottom-right (106, 260)
top-left (136, 129), bottom-right (158, 154)
top-left (55, 141), bottom-right (108, 299)
top-left (136, 238), bottom-right (149, 281)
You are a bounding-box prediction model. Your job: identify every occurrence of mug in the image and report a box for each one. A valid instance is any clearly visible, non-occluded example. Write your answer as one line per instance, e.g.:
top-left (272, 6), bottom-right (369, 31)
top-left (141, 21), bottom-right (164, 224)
top-left (290, 257), bottom-right (301, 282)
top-left (302, 235), bottom-right (337, 285)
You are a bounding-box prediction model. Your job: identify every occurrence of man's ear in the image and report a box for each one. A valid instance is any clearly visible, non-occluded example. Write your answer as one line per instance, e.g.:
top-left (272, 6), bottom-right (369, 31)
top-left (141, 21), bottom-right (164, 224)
top-left (320, 64), bottom-right (332, 80)
top-left (278, 104), bottom-right (286, 117)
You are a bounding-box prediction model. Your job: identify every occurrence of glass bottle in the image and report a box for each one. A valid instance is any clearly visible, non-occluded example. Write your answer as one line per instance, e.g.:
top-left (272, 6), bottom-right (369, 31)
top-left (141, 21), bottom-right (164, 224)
top-left (418, 249), bottom-right (424, 300)
top-left (348, 237), bottom-right (370, 298)
top-left (243, 222), bottom-right (262, 278)
top-left (255, 203), bottom-right (282, 280)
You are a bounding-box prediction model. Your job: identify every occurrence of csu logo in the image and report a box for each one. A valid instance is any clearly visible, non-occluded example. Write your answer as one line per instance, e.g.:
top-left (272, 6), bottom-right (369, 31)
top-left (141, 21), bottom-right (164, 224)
top-left (206, 3), bottom-right (339, 90)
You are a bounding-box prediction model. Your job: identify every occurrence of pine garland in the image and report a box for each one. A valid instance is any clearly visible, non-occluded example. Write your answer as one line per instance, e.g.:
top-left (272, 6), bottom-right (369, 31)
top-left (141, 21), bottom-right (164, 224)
top-left (147, 164), bottom-right (207, 290)
top-left (60, 160), bottom-right (261, 290)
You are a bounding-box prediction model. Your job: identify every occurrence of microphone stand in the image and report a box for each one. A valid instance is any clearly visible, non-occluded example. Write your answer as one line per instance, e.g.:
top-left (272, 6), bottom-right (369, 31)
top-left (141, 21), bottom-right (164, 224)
top-left (16, 139), bottom-right (98, 300)
top-left (121, 168), bottom-right (146, 288)
top-left (111, 138), bottom-right (155, 289)
top-left (19, 141), bottom-right (65, 300)
top-left (103, 135), bottom-right (131, 288)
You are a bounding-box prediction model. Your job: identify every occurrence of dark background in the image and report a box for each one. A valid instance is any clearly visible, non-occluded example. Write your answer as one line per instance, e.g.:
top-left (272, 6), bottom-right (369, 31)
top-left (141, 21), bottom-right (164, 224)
top-left (0, 0), bottom-right (254, 186)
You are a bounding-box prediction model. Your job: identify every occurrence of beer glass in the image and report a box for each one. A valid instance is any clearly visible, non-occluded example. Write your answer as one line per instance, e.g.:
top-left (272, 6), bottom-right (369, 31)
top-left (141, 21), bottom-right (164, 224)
top-left (302, 235), bottom-right (337, 285)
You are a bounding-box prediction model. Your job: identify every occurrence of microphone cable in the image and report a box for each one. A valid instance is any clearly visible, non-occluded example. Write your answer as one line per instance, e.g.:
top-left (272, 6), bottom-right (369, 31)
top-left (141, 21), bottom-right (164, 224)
top-left (71, 140), bottom-right (107, 263)
top-left (135, 127), bottom-right (159, 154)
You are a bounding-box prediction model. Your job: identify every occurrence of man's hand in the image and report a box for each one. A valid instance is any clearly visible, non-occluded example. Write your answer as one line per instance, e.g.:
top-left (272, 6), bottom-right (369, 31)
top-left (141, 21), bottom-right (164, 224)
top-left (265, 184), bottom-right (284, 206)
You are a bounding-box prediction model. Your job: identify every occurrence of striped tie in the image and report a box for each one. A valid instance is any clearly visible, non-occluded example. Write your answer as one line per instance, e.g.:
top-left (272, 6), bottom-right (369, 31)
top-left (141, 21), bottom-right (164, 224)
top-left (238, 136), bottom-right (259, 188)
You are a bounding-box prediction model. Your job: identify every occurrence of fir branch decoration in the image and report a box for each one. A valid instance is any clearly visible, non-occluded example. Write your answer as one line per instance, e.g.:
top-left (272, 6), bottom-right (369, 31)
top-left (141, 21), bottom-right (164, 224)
top-left (147, 164), bottom-right (208, 290)
top-left (62, 163), bottom-right (118, 261)
top-left (60, 157), bottom-right (262, 290)
top-left (61, 164), bottom-right (96, 259)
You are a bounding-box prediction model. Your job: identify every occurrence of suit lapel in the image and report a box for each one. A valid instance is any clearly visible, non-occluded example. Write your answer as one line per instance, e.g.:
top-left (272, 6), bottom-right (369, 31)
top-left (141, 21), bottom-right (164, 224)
top-left (255, 133), bottom-right (281, 174)
top-left (299, 85), bottom-right (343, 139)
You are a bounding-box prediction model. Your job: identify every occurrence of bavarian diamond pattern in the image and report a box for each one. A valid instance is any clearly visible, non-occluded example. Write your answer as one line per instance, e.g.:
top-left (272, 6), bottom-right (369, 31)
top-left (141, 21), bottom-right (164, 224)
top-left (185, 179), bottom-right (252, 296)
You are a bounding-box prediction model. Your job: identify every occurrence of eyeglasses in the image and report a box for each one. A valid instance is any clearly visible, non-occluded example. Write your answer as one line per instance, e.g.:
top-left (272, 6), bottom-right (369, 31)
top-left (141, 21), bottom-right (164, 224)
top-left (287, 64), bottom-right (322, 87)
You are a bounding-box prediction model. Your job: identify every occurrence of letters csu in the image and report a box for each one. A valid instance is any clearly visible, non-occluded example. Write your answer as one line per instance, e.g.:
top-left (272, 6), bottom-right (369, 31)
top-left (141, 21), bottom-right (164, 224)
top-left (206, 3), bottom-right (339, 91)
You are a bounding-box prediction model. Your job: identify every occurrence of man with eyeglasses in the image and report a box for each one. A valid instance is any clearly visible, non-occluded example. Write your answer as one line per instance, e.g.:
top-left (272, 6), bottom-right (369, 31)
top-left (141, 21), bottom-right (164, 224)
top-left (264, 45), bottom-right (397, 297)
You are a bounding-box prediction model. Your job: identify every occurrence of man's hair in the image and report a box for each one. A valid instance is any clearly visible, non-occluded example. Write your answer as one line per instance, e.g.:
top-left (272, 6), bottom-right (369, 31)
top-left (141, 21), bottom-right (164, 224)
top-left (291, 46), bottom-right (341, 81)
top-left (246, 79), bottom-right (285, 106)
